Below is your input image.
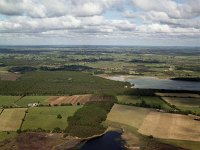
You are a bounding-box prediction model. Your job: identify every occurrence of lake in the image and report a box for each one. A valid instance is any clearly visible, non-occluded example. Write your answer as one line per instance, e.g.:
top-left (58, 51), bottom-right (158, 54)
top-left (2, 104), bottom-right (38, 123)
top-left (81, 131), bottom-right (126, 150)
top-left (108, 76), bottom-right (200, 91)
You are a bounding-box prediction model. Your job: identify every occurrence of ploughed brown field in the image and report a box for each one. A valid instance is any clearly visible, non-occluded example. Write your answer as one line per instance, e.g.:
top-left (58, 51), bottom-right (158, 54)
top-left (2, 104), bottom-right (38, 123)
top-left (48, 94), bottom-right (115, 105)
top-left (48, 94), bottom-right (92, 105)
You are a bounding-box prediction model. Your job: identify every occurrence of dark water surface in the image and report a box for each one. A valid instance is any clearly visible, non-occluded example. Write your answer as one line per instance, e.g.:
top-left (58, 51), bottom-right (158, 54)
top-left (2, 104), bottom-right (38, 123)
top-left (128, 77), bottom-right (200, 91)
top-left (109, 76), bottom-right (200, 91)
top-left (81, 131), bottom-right (126, 150)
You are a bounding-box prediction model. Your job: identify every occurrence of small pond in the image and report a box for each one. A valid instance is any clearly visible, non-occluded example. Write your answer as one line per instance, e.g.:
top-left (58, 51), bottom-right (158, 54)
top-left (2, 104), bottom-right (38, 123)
top-left (81, 131), bottom-right (126, 150)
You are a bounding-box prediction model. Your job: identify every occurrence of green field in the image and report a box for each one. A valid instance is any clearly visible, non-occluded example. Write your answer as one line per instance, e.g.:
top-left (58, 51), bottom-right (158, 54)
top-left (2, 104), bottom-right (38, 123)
top-left (22, 106), bottom-right (82, 131)
top-left (162, 97), bottom-right (200, 114)
top-left (0, 108), bottom-right (27, 131)
top-left (16, 96), bottom-right (49, 107)
top-left (160, 138), bottom-right (200, 150)
top-left (0, 71), bottom-right (128, 95)
top-left (162, 97), bottom-right (200, 107)
top-left (117, 95), bottom-right (140, 104)
top-left (117, 95), bottom-right (172, 110)
top-left (0, 96), bottom-right (21, 107)
top-left (0, 132), bottom-right (17, 142)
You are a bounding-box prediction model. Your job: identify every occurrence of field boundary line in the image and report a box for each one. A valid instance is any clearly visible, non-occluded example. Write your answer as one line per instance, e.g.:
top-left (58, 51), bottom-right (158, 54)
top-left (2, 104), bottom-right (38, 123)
top-left (19, 108), bottom-right (28, 131)
top-left (0, 109), bottom-right (4, 115)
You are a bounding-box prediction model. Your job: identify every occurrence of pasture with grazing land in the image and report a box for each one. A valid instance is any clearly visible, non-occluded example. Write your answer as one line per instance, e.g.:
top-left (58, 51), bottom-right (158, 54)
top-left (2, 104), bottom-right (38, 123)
top-left (117, 95), bottom-right (173, 110)
top-left (16, 96), bottom-right (49, 107)
top-left (0, 108), bottom-right (27, 131)
top-left (0, 96), bottom-right (21, 107)
top-left (0, 132), bottom-right (17, 142)
top-left (107, 104), bottom-right (151, 129)
top-left (162, 97), bottom-right (200, 108)
top-left (22, 106), bottom-right (81, 131)
top-left (138, 111), bottom-right (200, 141)
top-left (156, 93), bottom-right (200, 98)
top-left (162, 97), bottom-right (200, 114)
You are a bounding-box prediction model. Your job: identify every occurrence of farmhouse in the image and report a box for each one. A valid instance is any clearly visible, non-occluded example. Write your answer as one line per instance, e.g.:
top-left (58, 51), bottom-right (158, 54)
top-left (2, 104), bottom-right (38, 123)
top-left (28, 103), bottom-right (39, 107)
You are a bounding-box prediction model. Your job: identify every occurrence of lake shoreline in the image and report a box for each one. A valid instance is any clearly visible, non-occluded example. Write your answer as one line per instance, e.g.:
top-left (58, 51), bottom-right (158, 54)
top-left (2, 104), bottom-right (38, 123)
top-left (97, 74), bottom-right (200, 92)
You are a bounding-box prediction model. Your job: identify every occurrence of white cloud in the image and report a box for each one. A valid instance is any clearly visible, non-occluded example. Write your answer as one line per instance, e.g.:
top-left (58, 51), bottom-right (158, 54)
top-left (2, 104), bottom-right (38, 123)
top-left (0, 0), bottom-right (199, 45)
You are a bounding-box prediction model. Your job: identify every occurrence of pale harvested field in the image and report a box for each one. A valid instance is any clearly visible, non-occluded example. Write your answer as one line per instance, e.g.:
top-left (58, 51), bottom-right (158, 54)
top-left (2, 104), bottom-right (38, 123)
top-left (0, 108), bottom-right (27, 131)
top-left (162, 97), bottom-right (200, 107)
top-left (106, 104), bottom-right (151, 129)
top-left (156, 93), bottom-right (200, 98)
top-left (49, 94), bottom-right (92, 105)
top-left (138, 111), bottom-right (200, 141)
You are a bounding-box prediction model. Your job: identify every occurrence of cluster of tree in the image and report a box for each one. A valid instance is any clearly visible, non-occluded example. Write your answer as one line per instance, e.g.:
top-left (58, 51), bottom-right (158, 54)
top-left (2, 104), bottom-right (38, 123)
top-left (65, 101), bottom-right (115, 138)
top-left (9, 66), bottom-right (37, 73)
top-left (40, 65), bottom-right (93, 71)
top-left (129, 59), bottom-right (164, 64)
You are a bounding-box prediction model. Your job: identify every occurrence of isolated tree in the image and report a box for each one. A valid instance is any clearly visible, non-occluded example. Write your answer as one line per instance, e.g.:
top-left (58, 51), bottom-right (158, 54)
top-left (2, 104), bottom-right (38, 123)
top-left (57, 114), bottom-right (62, 119)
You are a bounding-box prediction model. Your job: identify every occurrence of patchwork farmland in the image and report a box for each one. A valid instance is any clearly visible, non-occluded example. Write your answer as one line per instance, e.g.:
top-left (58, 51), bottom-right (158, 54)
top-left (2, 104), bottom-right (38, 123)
top-left (107, 104), bottom-right (200, 142)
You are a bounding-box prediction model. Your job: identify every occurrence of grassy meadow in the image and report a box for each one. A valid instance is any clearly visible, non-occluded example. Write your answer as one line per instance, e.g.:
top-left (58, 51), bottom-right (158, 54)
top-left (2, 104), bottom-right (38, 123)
top-left (0, 132), bottom-right (17, 142)
top-left (16, 96), bottom-right (49, 107)
top-left (0, 96), bottom-right (21, 107)
top-left (162, 97), bottom-right (200, 114)
top-left (117, 95), bottom-right (173, 111)
top-left (22, 106), bottom-right (82, 131)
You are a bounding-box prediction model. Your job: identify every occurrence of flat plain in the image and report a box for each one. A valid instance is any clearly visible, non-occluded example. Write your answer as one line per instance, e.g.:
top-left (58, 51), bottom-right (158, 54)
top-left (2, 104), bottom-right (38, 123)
top-left (22, 106), bottom-right (82, 131)
top-left (107, 104), bottom-right (151, 129)
top-left (0, 96), bottom-right (21, 107)
top-left (0, 108), bottom-right (27, 131)
top-left (138, 111), bottom-right (200, 141)
top-left (16, 96), bottom-right (49, 107)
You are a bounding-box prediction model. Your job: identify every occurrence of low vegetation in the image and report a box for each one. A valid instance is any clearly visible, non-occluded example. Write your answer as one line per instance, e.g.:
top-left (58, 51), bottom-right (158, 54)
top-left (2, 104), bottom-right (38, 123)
top-left (0, 96), bottom-right (21, 107)
top-left (22, 106), bottom-right (81, 131)
top-left (16, 96), bottom-right (49, 107)
top-left (117, 95), bottom-right (173, 111)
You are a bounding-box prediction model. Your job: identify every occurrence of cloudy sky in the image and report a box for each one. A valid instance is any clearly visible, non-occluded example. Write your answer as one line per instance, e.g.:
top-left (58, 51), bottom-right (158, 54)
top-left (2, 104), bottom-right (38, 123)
top-left (0, 0), bottom-right (200, 46)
